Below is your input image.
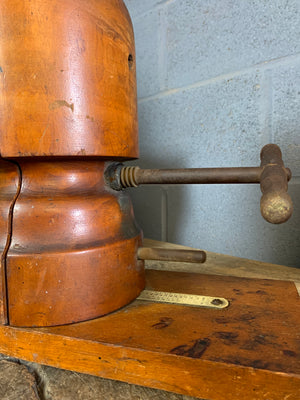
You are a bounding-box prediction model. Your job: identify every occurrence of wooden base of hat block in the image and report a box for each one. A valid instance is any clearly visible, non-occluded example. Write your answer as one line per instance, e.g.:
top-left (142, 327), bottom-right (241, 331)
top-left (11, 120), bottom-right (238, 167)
top-left (0, 240), bottom-right (299, 400)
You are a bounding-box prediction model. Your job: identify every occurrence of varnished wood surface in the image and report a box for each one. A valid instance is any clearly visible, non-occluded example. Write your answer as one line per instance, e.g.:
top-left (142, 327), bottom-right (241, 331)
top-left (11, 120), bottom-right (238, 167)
top-left (0, 0), bottom-right (138, 158)
top-left (0, 160), bottom-right (20, 324)
top-left (0, 264), bottom-right (298, 400)
top-left (6, 160), bottom-right (144, 327)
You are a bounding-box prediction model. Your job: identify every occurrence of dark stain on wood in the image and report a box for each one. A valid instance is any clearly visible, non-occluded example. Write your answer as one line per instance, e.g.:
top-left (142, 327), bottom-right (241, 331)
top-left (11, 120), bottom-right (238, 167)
top-left (237, 313), bottom-right (256, 322)
top-left (170, 338), bottom-right (211, 359)
top-left (283, 350), bottom-right (297, 357)
top-left (214, 331), bottom-right (239, 344)
top-left (241, 334), bottom-right (278, 351)
top-left (215, 317), bottom-right (230, 324)
top-left (247, 290), bottom-right (268, 295)
top-left (256, 290), bottom-right (268, 295)
top-left (233, 288), bottom-right (243, 295)
top-left (152, 317), bottom-right (173, 329)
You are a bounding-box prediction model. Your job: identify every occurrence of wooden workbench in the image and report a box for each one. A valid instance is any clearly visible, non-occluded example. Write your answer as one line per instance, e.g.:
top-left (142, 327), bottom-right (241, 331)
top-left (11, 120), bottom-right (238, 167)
top-left (0, 239), bottom-right (299, 400)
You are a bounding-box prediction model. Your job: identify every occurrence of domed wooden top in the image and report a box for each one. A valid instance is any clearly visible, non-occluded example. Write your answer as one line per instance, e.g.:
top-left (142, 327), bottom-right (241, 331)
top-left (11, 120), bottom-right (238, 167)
top-left (0, 0), bottom-right (138, 159)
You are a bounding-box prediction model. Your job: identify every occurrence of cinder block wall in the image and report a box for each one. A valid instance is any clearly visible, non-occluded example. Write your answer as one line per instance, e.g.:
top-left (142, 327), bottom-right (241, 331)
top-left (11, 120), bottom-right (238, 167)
top-left (124, 0), bottom-right (300, 267)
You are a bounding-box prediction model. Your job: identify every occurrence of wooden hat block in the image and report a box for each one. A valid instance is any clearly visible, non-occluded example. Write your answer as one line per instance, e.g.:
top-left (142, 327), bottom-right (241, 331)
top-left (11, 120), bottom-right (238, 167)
top-left (0, 0), bottom-right (144, 327)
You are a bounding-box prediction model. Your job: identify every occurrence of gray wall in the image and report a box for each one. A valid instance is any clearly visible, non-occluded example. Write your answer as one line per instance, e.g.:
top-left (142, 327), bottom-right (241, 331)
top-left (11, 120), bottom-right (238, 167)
top-left (124, 0), bottom-right (300, 267)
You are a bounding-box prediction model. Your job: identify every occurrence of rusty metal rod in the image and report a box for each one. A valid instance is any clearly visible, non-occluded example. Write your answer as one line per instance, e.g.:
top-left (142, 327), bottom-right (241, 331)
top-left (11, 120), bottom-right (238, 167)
top-left (105, 163), bottom-right (291, 190)
top-left (131, 167), bottom-right (263, 185)
top-left (118, 166), bottom-right (292, 187)
top-left (137, 247), bottom-right (206, 264)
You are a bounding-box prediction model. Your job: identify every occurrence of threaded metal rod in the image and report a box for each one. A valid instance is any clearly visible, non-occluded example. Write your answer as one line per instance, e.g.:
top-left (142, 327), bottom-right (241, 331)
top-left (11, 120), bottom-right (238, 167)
top-left (105, 163), bottom-right (291, 190)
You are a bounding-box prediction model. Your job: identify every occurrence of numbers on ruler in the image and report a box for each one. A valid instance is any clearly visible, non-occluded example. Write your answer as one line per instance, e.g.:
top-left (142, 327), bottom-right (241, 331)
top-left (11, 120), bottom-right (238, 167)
top-left (137, 290), bottom-right (229, 309)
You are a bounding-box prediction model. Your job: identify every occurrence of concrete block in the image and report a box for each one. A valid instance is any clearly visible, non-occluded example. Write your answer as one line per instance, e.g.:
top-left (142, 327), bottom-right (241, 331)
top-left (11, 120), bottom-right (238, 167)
top-left (136, 70), bottom-right (265, 168)
top-left (167, 182), bottom-right (300, 268)
top-left (272, 62), bottom-right (300, 176)
top-left (167, 184), bottom-right (261, 258)
top-left (131, 9), bottom-right (163, 98)
top-left (166, 0), bottom-right (300, 88)
top-left (129, 185), bottom-right (165, 241)
top-left (124, 0), bottom-right (164, 18)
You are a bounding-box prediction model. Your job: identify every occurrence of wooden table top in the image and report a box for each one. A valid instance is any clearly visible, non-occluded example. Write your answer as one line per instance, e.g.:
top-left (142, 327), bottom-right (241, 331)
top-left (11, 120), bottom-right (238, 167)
top-left (0, 239), bottom-right (299, 400)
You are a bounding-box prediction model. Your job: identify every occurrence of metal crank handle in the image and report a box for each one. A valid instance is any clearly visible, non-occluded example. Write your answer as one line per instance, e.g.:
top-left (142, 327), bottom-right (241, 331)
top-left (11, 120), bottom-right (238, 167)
top-left (105, 144), bottom-right (293, 224)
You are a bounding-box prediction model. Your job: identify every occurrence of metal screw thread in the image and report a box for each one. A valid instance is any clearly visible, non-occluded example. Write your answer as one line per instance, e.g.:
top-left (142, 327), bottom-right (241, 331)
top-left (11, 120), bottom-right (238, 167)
top-left (120, 166), bottom-right (140, 188)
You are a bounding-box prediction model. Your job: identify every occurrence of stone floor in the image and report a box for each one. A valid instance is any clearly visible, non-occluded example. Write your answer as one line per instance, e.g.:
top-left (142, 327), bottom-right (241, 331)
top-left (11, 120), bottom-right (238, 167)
top-left (0, 354), bottom-right (199, 400)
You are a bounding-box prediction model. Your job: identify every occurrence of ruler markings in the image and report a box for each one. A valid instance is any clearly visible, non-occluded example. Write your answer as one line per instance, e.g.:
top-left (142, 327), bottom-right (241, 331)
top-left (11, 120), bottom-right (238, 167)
top-left (137, 290), bottom-right (229, 309)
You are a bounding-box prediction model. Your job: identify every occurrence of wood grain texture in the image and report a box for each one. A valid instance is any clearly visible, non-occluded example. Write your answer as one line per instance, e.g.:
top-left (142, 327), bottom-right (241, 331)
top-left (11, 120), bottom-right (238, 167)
top-left (0, 159), bottom-right (20, 324)
top-left (6, 160), bottom-right (144, 327)
top-left (0, 0), bottom-right (138, 158)
top-left (0, 269), bottom-right (298, 400)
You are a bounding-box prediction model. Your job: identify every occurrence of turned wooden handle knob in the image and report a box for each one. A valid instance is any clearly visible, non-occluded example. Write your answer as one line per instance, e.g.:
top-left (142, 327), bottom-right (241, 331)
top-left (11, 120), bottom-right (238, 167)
top-left (137, 247), bottom-right (206, 263)
top-left (260, 144), bottom-right (293, 224)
